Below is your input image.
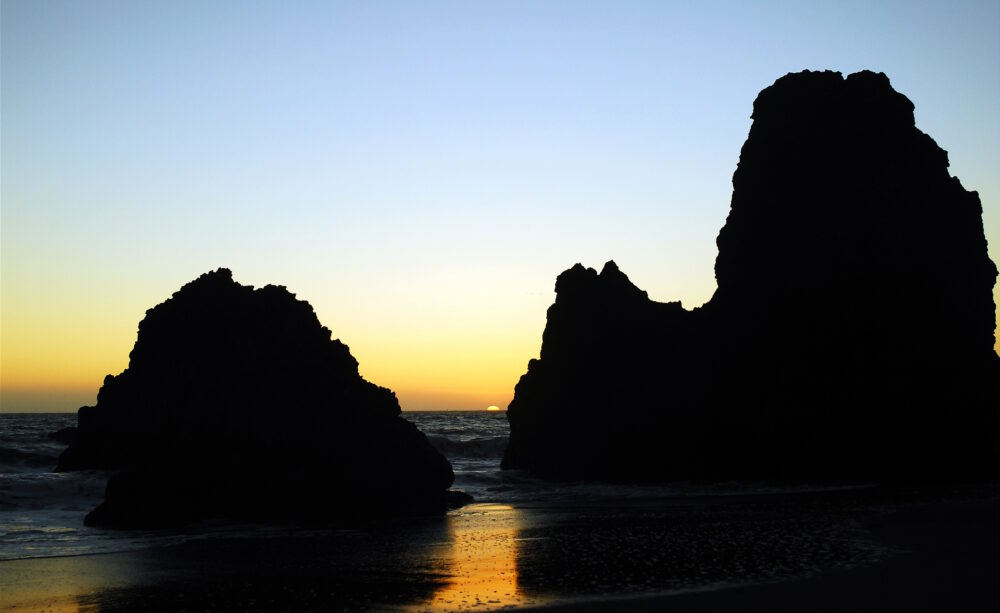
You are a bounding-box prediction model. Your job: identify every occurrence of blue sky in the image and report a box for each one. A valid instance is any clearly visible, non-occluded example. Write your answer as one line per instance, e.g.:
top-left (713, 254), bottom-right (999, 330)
top-left (2, 0), bottom-right (998, 411)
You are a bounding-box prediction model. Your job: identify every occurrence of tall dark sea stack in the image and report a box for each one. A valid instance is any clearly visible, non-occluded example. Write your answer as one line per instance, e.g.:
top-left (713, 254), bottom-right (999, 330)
top-left (503, 70), bottom-right (999, 483)
top-left (57, 269), bottom-right (455, 527)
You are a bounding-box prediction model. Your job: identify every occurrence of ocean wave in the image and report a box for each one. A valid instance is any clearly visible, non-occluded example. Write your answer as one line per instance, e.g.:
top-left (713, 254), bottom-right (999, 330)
top-left (427, 435), bottom-right (508, 459)
top-left (0, 470), bottom-right (110, 512)
top-left (0, 446), bottom-right (59, 470)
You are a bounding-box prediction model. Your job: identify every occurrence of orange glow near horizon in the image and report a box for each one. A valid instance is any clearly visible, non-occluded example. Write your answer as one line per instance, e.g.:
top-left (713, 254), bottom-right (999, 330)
top-left (0, 272), bottom-right (542, 412)
top-left (1, 266), bottom-right (997, 414)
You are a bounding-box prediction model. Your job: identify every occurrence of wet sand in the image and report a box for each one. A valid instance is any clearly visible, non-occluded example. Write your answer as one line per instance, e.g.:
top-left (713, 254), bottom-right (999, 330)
top-left (1, 488), bottom-right (996, 612)
top-left (0, 503), bottom-right (534, 612)
top-left (529, 495), bottom-right (999, 612)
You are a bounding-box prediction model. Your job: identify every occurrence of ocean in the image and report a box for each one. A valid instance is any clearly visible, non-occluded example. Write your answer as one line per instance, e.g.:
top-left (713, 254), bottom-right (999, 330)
top-left (1, 411), bottom-right (899, 610)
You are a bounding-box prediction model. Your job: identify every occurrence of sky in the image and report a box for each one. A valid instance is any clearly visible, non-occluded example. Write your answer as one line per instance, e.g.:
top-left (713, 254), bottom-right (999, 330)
top-left (2, 0), bottom-right (999, 412)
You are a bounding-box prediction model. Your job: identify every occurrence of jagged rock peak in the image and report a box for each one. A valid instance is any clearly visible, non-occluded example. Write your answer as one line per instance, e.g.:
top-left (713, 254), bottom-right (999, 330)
top-left (128, 266), bottom-right (356, 381)
top-left (189, 267), bottom-right (234, 283)
top-left (752, 70), bottom-right (916, 126)
top-left (554, 261), bottom-right (649, 303)
top-left (716, 69), bottom-right (996, 357)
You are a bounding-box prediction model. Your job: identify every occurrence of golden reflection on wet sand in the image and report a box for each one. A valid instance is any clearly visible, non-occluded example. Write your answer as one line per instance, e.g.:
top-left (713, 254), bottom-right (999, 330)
top-left (422, 503), bottom-right (539, 612)
top-left (0, 553), bottom-right (135, 612)
top-left (1, 505), bottom-right (542, 612)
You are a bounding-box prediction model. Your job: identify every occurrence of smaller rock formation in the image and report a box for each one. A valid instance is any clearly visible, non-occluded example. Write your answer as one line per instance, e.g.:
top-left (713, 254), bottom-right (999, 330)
top-left (58, 269), bottom-right (456, 527)
top-left (501, 261), bottom-right (708, 481)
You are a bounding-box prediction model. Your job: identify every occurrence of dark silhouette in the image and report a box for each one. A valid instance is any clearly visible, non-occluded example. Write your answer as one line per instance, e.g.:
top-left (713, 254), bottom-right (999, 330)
top-left (48, 426), bottom-right (77, 445)
top-left (57, 269), bottom-right (457, 527)
top-left (502, 70), bottom-right (999, 482)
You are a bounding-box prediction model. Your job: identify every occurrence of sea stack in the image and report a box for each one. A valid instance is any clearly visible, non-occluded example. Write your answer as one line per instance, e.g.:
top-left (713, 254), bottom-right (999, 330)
top-left (503, 70), bottom-right (999, 483)
top-left (58, 269), bottom-right (455, 527)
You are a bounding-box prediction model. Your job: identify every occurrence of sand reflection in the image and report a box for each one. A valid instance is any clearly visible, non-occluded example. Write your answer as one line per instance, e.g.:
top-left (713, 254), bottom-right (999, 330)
top-left (0, 553), bottom-right (137, 612)
top-left (423, 503), bottom-right (541, 611)
top-left (3, 507), bottom-right (543, 612)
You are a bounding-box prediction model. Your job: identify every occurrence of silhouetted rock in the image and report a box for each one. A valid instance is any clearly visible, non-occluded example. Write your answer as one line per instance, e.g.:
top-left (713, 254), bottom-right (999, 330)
top-left (503, 70), bottom-right (1000, 483)
top-left (47, 426), bottom-right (77, 445)
top-left (57, 269), bottom-right (455, 527)
top-left (501, 262), bottom-right (708, 481)
top-left (445, 490), bottom-right (475, 509)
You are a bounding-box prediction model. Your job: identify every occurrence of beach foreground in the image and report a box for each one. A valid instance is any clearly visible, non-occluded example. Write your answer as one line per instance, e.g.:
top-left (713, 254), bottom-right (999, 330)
top-left (1, 486), bottom-right (996, 612)
top-left (528, 494), bottom-right (999, 612)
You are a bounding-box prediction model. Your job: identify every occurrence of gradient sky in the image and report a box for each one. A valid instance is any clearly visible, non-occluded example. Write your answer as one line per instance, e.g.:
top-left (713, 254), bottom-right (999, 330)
top-left (2, 1), bottom-right (999, 412)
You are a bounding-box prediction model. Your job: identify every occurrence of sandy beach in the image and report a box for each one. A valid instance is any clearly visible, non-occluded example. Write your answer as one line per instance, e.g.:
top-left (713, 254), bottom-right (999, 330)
top-left (2, 486), bottom-right (996, 612)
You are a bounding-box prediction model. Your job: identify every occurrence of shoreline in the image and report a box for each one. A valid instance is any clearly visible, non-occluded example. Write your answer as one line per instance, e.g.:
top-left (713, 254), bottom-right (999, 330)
top-left (2, 487), bottom-right (996, 612)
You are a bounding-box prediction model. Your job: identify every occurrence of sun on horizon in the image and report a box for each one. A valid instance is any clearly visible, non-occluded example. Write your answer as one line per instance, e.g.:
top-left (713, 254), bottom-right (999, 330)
top-left (486, 405), bottom-right (503, 412)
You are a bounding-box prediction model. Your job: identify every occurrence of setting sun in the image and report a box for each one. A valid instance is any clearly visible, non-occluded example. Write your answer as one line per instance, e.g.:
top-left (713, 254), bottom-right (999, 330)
top-left (486, 405), bottom-right (503, 412)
